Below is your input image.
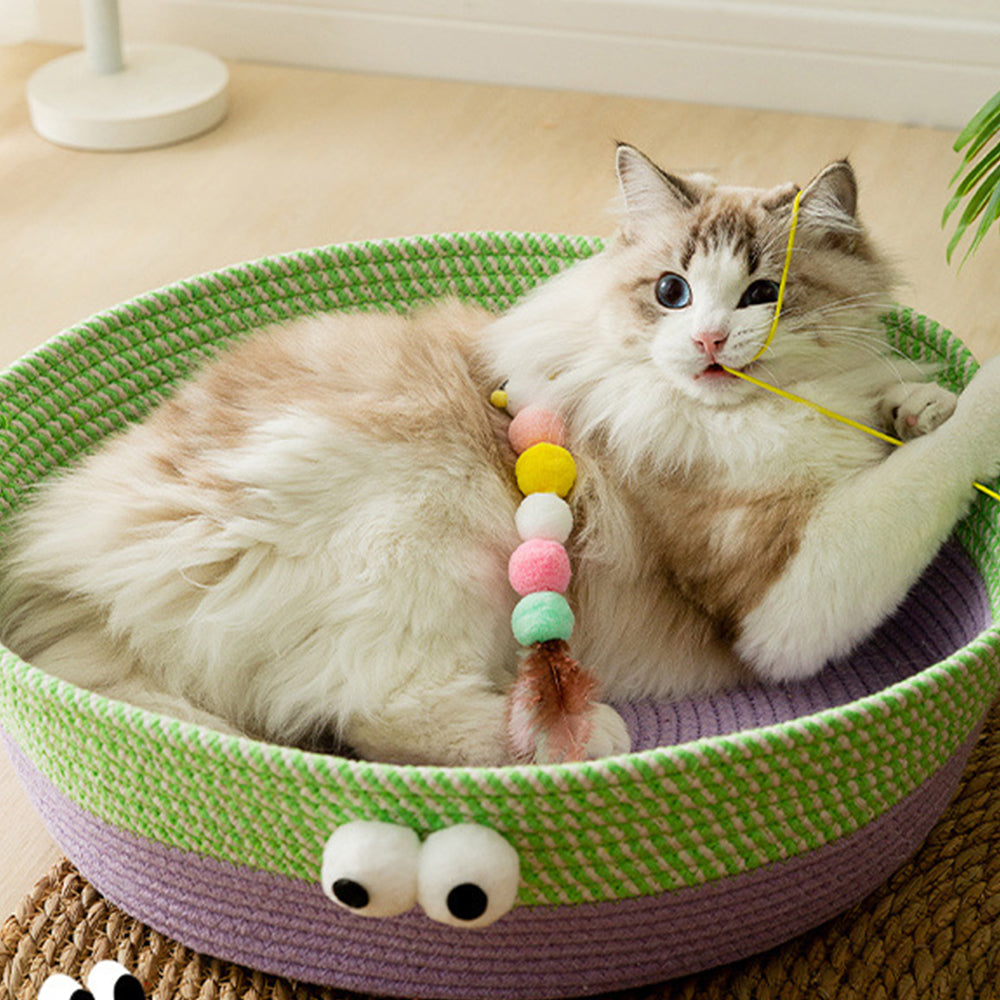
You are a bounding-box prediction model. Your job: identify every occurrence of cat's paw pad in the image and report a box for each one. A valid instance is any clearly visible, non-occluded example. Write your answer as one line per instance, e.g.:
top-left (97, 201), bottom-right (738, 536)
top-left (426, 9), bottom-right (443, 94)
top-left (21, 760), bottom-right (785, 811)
top-left (584, 703), bottom-right (631, 760)
top-left (880, 383), bottom-right (957, 441)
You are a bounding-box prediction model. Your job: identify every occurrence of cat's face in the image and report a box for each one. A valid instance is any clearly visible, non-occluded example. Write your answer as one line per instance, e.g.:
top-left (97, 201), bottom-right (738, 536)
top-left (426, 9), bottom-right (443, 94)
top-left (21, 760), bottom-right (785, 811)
top-left (605, 146), bottom-right (895, 407)
top-left (484, 146), bottom-right (898, 472)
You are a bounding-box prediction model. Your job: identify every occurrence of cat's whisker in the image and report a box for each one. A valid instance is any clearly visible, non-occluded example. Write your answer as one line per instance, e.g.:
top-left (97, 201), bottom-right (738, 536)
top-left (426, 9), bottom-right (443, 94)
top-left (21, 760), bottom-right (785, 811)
top-left (800, 328), bottom-right (908, 363)
top-left (789, 293), bottom-right (888, 316)
top-left (809, 327), bottom-right (924, 367)
top-left (744, 315), bottom-right (924, 385)
top-left (802, 299), bottom-right (892, 321)
top-left (747, 358), bottom-right (784, 385)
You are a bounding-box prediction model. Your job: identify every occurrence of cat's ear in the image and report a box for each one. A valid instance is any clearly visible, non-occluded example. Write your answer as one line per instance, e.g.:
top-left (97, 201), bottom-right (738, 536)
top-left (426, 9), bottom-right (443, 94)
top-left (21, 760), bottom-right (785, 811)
top-left (797, 160), bottom-right (859, 229)
top-left (615, 144), bottom-right (702, 221)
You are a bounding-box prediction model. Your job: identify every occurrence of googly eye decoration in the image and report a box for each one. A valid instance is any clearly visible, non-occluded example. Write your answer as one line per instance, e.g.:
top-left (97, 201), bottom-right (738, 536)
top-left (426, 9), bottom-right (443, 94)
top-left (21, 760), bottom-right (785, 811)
top-left (39, 961), bottom-right (144, 1000)
top-left (321, 822), bottom-right (520, 928)
top-left (321, 821), bottom-right (421, 917)
top-left (417, 824), bottom-right (521, 928)
top-left (87, 961), bottom-right (145, 1000)
top-left (39, 974), bottom-right (93, 1000)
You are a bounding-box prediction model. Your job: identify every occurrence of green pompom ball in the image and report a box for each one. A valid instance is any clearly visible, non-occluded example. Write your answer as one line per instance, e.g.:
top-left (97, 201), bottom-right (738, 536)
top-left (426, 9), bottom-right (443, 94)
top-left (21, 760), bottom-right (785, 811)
top-left (511, 591), bottom-right (575, 646)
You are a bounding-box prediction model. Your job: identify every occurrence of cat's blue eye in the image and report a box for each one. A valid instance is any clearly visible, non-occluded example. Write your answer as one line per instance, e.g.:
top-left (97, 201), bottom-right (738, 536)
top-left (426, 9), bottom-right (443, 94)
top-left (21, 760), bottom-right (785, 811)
top-left (655, 273), bottom-right (692, 310)
top-left (738, 279), bottom-right (780, 308)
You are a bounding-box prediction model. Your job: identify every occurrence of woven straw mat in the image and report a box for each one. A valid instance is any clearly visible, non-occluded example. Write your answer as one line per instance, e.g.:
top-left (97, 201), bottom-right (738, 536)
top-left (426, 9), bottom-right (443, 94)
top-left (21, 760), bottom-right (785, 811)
top-left (3, 701), bottom-right (999, 1000)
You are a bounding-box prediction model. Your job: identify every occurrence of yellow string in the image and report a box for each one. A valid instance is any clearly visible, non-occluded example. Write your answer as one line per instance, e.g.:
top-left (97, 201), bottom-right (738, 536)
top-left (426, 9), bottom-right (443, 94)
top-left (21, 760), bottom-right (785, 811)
top-left (725, 367), bottom-right (1000, 502)
top-left (750, 189), bottom-right (802, 364)
top-left (721, 189), bottom-right (1000, 504)
top-left (724, 368), bottom-right (905, 447)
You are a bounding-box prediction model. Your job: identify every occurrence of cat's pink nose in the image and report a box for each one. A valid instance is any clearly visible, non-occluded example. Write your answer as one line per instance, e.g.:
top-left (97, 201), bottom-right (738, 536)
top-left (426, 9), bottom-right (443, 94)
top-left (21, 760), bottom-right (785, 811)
top-left (693, 329), bottom-right (728, 361)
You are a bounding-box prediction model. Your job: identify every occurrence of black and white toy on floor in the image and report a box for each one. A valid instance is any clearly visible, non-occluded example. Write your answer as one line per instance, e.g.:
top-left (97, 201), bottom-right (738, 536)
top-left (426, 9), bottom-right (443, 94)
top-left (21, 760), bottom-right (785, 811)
top-left (39, 961), bottom-right (145, 1000)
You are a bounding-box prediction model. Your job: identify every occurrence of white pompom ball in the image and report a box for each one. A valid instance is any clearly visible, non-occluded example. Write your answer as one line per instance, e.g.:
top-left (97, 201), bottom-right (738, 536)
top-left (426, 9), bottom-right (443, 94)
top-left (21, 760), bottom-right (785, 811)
top-left (417, 824), bottom-right (521, 928)
top-left (515, 492), bottom-right (573, 543)
top-left (321, 821), bottom-right (421, 917)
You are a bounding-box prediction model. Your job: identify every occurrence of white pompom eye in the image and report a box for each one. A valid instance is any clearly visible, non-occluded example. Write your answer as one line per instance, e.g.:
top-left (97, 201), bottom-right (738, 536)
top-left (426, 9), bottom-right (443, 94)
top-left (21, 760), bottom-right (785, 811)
top-left (321, 821), bottom-right (421, 917)
top-left (87, 961), bottom-right (144, 1000)
top-left (38, 975), bottom-right (94, 1000)
top-left (417, 824), bottom-right (520, 928)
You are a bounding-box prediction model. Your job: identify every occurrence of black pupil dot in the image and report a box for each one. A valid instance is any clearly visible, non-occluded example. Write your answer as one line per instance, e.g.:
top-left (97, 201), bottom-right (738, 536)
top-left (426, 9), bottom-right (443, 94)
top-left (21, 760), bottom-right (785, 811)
top-left (114, 976), bottom-right (146, 1000)
top-left (333, 878), bottom-right (370, 910)
top-left (113, 976), bottom-right (145, 1000)
top-left (745, 280), bottom-right (778, 306)
top-left (447, 882), bottom-right (489, 921)
top-left (658, 276), bottom-right (687, 306)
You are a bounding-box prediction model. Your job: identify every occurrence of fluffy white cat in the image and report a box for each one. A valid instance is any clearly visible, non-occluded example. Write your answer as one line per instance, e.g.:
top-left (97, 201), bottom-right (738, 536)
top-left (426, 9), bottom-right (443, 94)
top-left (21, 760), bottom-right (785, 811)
top-left (3, 144), bottom-right (1000, 766)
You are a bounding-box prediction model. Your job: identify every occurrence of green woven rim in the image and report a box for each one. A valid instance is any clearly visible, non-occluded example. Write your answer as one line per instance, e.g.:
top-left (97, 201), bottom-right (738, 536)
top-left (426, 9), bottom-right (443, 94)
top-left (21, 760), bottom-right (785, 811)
top-left (0, 233), bottom-right (997, 909)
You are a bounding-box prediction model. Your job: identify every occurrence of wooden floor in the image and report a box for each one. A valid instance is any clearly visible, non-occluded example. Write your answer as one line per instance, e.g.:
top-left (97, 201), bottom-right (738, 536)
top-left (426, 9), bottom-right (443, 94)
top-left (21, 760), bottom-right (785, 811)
top-left (1, 42), bottom-right (998, 919)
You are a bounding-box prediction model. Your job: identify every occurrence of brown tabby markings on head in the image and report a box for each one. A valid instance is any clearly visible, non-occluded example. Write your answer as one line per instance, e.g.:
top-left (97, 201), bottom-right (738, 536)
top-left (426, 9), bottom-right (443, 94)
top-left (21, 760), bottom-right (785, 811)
top-left (681, 204), bottom-right (760, 274)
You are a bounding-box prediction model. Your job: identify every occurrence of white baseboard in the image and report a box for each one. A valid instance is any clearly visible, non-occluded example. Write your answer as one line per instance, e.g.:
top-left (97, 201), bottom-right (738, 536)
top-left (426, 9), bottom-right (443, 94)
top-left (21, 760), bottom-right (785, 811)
top-left (33, 0), bottom-right (1000, 128)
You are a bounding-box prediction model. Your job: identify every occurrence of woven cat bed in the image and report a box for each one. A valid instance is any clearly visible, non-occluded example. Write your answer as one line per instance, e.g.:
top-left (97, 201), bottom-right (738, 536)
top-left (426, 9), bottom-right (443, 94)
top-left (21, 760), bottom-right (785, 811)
top-left (5, 695), bottom-right (1000, 1000)
top-left (0, 233), bottom-right (998, 1000)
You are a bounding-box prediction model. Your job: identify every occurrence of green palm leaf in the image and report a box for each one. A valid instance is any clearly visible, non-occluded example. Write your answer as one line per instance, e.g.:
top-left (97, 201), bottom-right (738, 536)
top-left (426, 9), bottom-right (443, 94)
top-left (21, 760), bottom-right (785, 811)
top-left (943, 143), bottom-right (1000, 225)
top-left (946, 90), bottom-right (1000, 264)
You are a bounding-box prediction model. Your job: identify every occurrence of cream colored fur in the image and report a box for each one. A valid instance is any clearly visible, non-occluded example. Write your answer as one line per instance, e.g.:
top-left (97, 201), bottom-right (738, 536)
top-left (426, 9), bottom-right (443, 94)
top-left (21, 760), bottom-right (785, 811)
top-left (3, 144), bottom-right (999, 767)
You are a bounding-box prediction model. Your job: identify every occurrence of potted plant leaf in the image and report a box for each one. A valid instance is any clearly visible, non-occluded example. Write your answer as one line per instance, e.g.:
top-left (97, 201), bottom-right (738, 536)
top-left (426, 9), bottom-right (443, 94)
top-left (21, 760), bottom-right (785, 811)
top-left (944, 89), bottom-right (1000, 264)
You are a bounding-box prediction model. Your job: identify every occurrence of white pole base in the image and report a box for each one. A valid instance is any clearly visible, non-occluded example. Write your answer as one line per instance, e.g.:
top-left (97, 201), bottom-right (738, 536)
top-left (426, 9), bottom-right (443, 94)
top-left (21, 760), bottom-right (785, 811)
top-left (27, 43), bottom-right (229, 151)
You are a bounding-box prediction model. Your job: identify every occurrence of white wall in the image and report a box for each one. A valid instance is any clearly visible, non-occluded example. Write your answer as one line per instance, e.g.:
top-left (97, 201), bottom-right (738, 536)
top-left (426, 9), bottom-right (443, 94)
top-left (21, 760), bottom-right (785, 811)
top-left (747, 0), bottom-right (996, 16)
top-left (3, 0), bottom-right (40, 42)
top-left (31, 0), bottom-right (1000, 128)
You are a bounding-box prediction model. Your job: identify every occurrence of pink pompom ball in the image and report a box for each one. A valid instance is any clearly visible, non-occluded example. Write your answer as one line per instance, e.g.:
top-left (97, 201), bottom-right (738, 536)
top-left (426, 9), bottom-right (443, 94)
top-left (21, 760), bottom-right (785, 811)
top-left (508, 406), bottom-right (567, 455)
top-left (508, 538), bottom-right (572, 596)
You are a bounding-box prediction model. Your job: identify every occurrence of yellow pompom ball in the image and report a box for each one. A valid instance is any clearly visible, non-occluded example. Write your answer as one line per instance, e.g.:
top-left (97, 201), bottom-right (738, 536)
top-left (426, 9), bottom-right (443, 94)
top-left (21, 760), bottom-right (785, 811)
top-left (515, 442), bottom-right (576, 498)
top-left (490, 388), bottom-right (509, 410)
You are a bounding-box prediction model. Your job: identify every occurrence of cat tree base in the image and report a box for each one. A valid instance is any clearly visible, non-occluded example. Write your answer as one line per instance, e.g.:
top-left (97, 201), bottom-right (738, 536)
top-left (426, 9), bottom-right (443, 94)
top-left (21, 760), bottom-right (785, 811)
top-left (27, 43), bottom-right (228, 152)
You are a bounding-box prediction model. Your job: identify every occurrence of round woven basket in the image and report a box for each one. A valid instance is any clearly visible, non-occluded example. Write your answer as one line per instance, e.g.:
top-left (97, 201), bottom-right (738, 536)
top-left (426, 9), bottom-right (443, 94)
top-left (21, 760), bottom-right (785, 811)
top-left (0, 233), bottom-right (998, 1000)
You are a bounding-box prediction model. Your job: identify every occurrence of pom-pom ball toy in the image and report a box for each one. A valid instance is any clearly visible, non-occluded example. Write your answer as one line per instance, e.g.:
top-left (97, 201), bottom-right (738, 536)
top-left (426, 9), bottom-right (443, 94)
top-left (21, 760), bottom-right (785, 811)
top-left (1, 232), bottom-right (999, 1000)
top-left (507, 404), bottom-right (567, 453)
top-left (508, 538), bottom-right (572, 596)
top-left (514, 492), bottom-right (573, 543)
top-left (514, 441), bottom-right (576, 498)
top-left (494, 393), bottom-right (600, 764)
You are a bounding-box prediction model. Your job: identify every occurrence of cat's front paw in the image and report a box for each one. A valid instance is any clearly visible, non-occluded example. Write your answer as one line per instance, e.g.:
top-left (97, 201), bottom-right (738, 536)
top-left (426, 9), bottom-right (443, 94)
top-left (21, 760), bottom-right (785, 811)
top-left (955, 354), bottom-right (1000, 421)
top-left (526, 702), bottom-right (631, 764)
top-left (949, 354), bottom-right (1000, 485)
top-left (584, 703), bottom-right (631, 760)
top-left (879, 382), bottom-right (957, 441)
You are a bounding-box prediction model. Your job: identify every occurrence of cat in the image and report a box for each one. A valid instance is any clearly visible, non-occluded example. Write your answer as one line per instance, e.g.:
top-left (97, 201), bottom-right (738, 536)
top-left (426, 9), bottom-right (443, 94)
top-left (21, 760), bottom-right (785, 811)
top-left (3, 143), bottom-right (1000, 768)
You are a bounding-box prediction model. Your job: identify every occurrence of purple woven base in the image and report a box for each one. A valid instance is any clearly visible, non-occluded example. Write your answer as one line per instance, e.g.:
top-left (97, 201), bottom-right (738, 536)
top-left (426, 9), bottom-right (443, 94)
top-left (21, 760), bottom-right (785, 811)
top-left (2, 728), bottom-right (980, 999)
